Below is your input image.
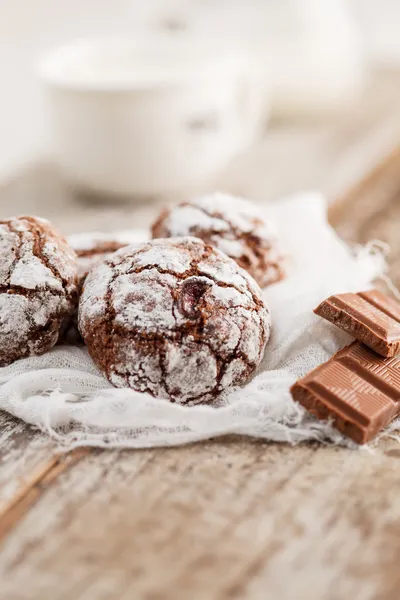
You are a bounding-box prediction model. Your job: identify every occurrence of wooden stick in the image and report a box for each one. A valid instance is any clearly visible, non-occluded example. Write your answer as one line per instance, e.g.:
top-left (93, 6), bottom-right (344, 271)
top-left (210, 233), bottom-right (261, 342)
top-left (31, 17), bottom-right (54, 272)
top-left (0, 448), bottom-right (90, 544)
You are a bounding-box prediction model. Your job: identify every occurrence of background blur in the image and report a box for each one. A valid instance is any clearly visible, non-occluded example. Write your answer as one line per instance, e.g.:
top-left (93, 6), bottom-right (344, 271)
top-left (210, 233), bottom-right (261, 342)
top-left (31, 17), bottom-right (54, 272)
top-left (1, 0), bottom-right (400, 216)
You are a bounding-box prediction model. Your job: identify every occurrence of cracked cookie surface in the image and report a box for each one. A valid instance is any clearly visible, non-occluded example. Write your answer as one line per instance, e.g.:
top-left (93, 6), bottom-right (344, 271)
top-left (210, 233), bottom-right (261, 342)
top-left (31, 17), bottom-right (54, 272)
top-left (0, 216), bottom-right (78, 365)
top-left (78, 237), bottom-right (271, 404)
top-left (71, 235), bottom-right (134, 286)
top-left (60, 232), bottom-right (139, 344)
top-left (151, 193), bottom-right (286, 288)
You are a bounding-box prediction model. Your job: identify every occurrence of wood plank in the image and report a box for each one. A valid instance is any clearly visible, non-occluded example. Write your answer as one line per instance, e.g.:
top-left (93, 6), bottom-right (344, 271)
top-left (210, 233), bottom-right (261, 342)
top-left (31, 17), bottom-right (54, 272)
top-left (1, 439), bottom-right (400, 600)
top-left (0, 448), bottom-right (89, 543)
top-left (0, 413), bottom-right (58, 511)
top-left (0, 441), bottom-right (315, 599)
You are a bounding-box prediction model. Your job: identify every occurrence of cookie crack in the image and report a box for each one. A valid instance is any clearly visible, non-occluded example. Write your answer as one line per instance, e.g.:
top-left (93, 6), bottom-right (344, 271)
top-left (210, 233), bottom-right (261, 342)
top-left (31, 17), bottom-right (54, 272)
top-left (4, 219), bottom-right (24, 287)
top-left (24, 217), bottom-right (67, 285)
top-left (175, 202), bottom-right (285, 287)
top-left (115, 263), bottom-right (252, 299)
top-left (76, 241), bottom-right (125, 259)
top-left (0, 285), bottom-right (64, 299)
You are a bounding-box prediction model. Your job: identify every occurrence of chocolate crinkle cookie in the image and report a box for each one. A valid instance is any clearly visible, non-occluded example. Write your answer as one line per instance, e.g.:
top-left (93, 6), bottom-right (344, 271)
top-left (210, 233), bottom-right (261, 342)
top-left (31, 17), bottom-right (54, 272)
top-left (59, 233), bottom-right (137, 344)
top-left (0, 216), bottom-right (78, 366)
top-left (70, 234), bottom-right (135, 286)
top-left (79, 237), bottom-right (271, 404)
top-left (151, 193), bottom-right (286, 288)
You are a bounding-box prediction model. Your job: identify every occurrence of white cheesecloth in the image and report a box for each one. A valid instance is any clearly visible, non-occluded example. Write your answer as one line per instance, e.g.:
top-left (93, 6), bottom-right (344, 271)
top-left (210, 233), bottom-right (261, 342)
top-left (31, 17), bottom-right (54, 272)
top-left (0, 193), bottom-right (392, 450)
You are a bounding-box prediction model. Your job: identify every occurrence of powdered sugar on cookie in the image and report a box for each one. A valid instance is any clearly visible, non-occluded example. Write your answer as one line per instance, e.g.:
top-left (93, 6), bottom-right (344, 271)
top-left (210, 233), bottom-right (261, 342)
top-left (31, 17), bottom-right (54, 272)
top-left (79, 237), bottom-right (271, 404)
top-left (0, 216), bottom-right (78, 366)
top-left (151, 193), bottom-right (286, 288)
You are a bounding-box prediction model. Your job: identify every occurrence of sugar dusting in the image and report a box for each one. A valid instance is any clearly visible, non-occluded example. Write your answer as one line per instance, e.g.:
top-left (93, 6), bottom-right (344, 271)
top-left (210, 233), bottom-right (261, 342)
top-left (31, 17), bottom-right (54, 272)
top-left (0, 217), bottom-right (78, 365)
top-left (152, 193), bottom-right (286, 288)
top-left (163, 204), bottom-right (230, 237)
top-left (10, 255), bottom-right (63, 290)
top-left (112, 271), bottom-right (178, 332)
top-left (80, 237), bottom-right (270, 404)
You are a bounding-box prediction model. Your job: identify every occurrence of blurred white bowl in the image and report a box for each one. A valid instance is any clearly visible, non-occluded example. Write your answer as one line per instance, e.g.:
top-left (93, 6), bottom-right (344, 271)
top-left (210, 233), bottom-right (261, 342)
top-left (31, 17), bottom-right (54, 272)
top-left (39, 37), bottom-right (267, 198)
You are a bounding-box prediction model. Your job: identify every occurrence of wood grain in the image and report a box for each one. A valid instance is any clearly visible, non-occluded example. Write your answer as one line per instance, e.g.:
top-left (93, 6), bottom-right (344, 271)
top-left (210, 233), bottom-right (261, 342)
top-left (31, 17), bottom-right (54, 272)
top-left (0, 413), bottom-right (53, 510)
top-left (1, 70), bottom-right (400, 600)
top-left (330, 145), bottom-right (400, 286)
top-left (2, 440), bottom-right (400, 600)
top-left (0, 448), bottom-right (89, 543)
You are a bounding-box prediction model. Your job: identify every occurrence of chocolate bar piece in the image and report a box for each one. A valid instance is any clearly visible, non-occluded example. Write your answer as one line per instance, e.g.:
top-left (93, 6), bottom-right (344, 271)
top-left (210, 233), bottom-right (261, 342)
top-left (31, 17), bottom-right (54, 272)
top-left (290, 342), bottom-right (400, 444)
top-left (314, 289), bottom-right (400, 357)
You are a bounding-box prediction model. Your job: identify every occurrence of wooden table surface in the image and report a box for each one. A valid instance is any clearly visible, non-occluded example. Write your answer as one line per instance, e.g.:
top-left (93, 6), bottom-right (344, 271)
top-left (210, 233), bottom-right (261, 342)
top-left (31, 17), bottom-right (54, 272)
top-left (1, 71), bottom-right (400, 600)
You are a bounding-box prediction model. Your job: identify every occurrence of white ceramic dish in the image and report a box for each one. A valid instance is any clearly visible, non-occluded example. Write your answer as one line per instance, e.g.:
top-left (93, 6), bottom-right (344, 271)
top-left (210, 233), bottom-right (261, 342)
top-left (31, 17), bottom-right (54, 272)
top-left (39, 37), bottom-right (267, 198)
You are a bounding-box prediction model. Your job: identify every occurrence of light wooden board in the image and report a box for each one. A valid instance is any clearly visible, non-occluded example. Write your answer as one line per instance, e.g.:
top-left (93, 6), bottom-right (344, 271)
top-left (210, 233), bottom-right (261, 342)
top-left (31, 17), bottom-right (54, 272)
top-left (1, 70), bottom-right (400, 600)
top-left (2, 440), bottom-right (400, 600)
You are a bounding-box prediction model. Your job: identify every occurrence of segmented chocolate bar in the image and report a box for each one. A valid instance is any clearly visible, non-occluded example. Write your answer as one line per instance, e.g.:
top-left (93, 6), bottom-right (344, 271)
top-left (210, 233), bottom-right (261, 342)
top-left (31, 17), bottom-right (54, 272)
top-left (314, 289), bottom-right (400, 357)
top-left (291, 342), bottom-right (400, 444)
